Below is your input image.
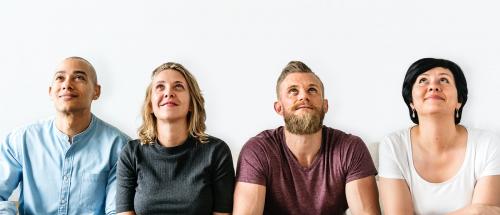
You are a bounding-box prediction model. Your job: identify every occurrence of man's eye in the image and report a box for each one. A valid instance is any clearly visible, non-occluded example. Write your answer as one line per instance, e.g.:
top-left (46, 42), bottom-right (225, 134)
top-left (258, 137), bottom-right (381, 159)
top-left (289, 89), bottom-right (298, 94)
top-left (75, 75), bottom-right (86, 81)
top-left (308, 88), bottom-right (318, 93)
top-left (55, 76), bottom-right (64, 81)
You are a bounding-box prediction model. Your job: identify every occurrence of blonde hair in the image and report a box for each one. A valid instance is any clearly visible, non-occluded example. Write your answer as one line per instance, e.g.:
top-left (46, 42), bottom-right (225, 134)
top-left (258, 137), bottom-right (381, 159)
top-left (138, 62), bottom-right (208, 144)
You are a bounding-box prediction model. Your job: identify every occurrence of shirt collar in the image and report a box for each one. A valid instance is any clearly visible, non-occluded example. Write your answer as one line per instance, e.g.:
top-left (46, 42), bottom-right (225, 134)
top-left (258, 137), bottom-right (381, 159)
top-left (53, 114), bottom-right (97, 144)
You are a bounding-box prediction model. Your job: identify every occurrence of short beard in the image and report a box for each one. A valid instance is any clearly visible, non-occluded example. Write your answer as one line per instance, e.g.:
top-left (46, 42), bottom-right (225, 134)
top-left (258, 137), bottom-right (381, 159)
top-left (284, 107), bottom-right (325, 135)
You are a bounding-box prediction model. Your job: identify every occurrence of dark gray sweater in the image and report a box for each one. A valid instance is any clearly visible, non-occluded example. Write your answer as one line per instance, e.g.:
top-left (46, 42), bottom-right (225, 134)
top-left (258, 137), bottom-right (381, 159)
top-left (116, 135), bottom-right (235, 215)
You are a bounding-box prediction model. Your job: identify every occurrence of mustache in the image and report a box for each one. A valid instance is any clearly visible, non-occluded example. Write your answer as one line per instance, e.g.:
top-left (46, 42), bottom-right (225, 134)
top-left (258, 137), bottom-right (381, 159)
top-left (291, 102), bottom-right (319, 111)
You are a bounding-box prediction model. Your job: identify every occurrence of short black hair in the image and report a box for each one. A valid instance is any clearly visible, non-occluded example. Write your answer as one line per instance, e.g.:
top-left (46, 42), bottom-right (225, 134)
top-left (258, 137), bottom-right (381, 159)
top-left (402, 58), bottom-right (468, 124)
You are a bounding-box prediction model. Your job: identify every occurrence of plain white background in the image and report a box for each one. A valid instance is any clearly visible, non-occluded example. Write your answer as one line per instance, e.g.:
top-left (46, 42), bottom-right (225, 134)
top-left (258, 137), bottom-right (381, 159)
top-left (2, 0), bottom-right (500, 201)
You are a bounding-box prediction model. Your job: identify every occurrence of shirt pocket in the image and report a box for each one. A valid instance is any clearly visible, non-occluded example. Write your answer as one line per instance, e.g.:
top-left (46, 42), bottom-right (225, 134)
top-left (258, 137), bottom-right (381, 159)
top-left (79, 172), bottom-right (108, 211)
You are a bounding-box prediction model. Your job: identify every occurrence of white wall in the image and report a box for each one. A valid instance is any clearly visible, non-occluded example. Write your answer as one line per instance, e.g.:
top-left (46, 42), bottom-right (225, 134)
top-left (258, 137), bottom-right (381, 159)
top-left (2, 0), bottom-right (500, 200)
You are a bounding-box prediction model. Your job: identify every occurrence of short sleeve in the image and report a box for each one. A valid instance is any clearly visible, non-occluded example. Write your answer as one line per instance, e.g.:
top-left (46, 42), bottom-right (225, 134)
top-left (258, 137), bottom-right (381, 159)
top-left (343, 136), bottom-right (378, 183)
top-left (478, 133), bottom-right (500, 178)
top-left (235, 137), bottom-right (269, 186)
top-left (211, 140), bottom-right (235, 213)
top-left (378, 137), bottom-right (404, 179)
top-left (115, 141), bottom-right (138, 213)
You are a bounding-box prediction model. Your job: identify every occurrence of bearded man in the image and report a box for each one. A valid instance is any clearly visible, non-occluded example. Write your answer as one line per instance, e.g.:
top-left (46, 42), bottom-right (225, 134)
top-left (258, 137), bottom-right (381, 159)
top-left (233, 61), bottom-right (380, 215)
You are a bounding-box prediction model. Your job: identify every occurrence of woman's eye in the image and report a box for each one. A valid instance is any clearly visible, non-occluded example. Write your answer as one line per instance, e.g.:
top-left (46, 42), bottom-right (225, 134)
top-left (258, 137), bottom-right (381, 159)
top-left (418, 78), bottom-right (427, 84)
top-left (440, 78), bottom-right (449, 83)
top-left (174, 84), bottom-right (185, 90)
top-left (156, 84), bottom-right (165, 90)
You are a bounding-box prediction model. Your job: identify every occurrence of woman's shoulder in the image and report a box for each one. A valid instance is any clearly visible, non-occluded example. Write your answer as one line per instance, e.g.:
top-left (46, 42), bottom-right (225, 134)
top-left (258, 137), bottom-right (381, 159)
top-left (380, 128), bottom-right (412, 147)
top-left (465, 126), bottom-right (500, 149)
top-left (199, 135), bottom-right (231, 151)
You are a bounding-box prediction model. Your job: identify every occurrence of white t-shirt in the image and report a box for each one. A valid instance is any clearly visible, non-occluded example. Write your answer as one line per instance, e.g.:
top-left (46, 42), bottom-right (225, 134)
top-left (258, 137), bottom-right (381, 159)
top-left (378, 127), bottom-right (500, 215)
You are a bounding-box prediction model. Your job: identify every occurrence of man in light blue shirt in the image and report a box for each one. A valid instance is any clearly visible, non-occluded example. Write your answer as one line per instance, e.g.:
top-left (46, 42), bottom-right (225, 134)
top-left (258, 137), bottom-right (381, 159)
top-left (0, 57), bottom-right (130, 215)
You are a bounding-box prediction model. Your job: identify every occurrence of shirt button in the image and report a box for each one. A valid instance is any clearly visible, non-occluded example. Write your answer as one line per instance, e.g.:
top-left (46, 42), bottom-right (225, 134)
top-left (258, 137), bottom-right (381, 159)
top-left (61, 199), bottom-right (66, 204)
top-left (63, 175), bottom-right (68, 180)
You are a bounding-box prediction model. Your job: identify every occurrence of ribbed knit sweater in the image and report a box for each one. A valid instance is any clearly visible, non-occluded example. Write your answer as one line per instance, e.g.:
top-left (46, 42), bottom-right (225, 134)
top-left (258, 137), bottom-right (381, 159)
top-left (116, 135), bottom-right (235, 215)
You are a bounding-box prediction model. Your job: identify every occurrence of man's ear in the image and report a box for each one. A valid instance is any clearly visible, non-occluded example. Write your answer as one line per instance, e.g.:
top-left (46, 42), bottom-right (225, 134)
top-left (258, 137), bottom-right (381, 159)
top-left (93, 84), bottom-right (101, 100)
top-left (48, 86), bottom-right (52, 99)
top-left (274, 101), bottom-right (283, 116)
top-left (323, 99), bottom-right (329, 113)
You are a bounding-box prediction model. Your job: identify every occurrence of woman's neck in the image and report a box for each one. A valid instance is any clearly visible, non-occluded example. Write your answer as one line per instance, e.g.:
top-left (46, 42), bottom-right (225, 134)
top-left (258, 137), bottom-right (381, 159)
top-left (156, 120), bottom-right (189, 147)
top-left (412, 116), bottom-right (462, 152)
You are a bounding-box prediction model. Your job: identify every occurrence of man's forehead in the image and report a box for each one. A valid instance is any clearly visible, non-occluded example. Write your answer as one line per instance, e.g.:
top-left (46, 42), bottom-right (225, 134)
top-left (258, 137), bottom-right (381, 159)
top-left (281, 72), bottom-right (322, 87)
top-left (54, 58), bottom-right (96, 82)
top-left (57, 58), bottom-right (90, 70)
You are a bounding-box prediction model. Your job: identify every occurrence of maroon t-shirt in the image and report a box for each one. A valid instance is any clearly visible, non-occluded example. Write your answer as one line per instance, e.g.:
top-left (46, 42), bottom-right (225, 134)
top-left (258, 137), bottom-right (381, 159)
top-left (236, 126), bottom-right (377, 215)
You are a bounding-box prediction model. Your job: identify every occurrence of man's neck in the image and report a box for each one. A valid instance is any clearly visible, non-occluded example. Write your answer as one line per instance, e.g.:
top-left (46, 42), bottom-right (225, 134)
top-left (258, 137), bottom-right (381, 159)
top-left (284, 128), bottom-right (323, 168)
top-left (55, 111), bottom-right (93, 140)
top-left (156, 119), bottom-right (189, 148)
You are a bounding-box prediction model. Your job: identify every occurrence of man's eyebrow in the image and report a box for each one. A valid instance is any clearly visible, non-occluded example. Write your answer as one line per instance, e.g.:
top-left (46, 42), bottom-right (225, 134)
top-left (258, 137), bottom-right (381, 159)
top-left (309, 83), bottom-right (320, 87)
top-left (54, 70), bottom-right (88, 76)
top-left (74, 71), bottom-right (88, 76)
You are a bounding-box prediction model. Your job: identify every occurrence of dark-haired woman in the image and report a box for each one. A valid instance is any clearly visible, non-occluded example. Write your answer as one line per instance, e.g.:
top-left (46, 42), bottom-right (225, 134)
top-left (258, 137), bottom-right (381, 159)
top-left (379, 58), bottom-right (500, 215)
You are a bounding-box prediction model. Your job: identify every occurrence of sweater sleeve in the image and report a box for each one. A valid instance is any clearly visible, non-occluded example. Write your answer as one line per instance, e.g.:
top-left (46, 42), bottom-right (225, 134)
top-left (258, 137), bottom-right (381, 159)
top-left (116, 141), bottom-right (138, 213)
top-left (211, 141), bottom-right (235, 213)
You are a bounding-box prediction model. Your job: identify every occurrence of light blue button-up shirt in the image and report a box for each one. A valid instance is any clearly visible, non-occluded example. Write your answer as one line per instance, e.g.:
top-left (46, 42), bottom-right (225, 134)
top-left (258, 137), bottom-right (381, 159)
top-left (0, 114), bottom-right (130, 215)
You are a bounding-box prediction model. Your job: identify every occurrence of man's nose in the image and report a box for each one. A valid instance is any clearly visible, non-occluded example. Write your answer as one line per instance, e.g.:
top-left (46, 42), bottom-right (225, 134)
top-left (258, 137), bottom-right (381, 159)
top-left (61, 79), bottom-right (73, 90)
top-left (297, 89), bottom-right (310, 101)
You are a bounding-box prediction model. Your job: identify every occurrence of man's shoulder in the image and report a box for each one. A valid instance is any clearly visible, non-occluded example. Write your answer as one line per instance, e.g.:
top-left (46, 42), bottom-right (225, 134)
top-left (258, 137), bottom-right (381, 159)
top-left (8, 117), bottom-right (54, 136)
top-left (246, 126), bottom-right (284, 146)
top-left (92, 115), bottom-right (131, 140)
top-left (325, 126), bottom-right (364, 146)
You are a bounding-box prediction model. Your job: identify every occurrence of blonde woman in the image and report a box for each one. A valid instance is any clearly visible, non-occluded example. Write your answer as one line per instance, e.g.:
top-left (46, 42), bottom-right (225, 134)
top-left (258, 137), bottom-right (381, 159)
top-left (379, 58), bottom-right (500, 215)
top-left (116, 62), bottom-right (234, 215)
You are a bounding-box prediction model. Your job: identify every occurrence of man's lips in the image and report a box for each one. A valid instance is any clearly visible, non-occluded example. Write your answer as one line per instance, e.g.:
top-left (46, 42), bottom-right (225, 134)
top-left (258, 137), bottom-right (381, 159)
top-left (294, 104), bottom-right (314, 110)
top-left (58, 94), bottom-right (77, 100)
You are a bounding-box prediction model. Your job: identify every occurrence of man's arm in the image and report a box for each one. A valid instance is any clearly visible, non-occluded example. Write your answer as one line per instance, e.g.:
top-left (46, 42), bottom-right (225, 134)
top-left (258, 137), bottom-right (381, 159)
top-left (447, 175), bottom-right (500, 215)
top-left (0, 134), bottom-right (22, 215)
top-left (345, 176), bottom-right (381, 215)
top-left (379, 177), bottom-right (413, 215)
top-left (105, 162), bottom-right (118, 215)
top-left (233, 182), bottom-right (266, 215)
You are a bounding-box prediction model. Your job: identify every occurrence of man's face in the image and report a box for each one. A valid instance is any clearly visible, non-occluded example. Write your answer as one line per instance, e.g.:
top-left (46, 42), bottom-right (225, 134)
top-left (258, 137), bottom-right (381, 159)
top-left (49, 58), bottom-right (100, 114)
top-left (274, 72), bottom-right (328, 135)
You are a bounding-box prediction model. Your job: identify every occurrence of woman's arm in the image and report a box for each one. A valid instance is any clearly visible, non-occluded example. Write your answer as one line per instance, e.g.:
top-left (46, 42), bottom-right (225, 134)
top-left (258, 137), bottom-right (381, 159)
top-left (379, 177), bottom-right (414, 215)
top-left (447, 175), bottom-right (500, 215)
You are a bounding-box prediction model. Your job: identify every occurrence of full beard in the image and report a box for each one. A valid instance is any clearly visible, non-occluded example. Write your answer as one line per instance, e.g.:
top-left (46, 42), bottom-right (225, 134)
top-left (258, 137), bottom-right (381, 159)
top-left (284, 107), bottom-right (325, 135)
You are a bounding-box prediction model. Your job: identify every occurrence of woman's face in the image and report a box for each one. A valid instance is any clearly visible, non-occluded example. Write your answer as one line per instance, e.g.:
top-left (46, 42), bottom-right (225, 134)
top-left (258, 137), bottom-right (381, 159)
top-left (150, 69), bottom-right (191, 123)
top-left (411, 67), bottom-right (461, 119)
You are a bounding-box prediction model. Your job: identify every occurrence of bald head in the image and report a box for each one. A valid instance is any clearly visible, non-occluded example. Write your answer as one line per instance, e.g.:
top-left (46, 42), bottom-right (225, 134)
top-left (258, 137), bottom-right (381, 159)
top-left (60, 56), bottom-right (98, 85)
